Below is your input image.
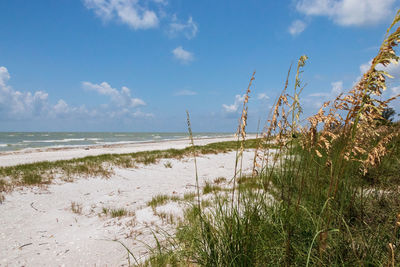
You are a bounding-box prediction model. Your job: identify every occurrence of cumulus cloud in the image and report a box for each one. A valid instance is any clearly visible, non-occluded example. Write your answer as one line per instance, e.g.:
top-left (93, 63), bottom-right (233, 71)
top-left (131, 109), bottom-right (154, 118)
top-left (109, 108), bottom-right (154, 119)
top-left (296, 0), bottom-right (396, 26)
top-left (0, 66), bottom-right (10, 87)
top-left (391, 86), bottom-right (400, 97)
top-left (257, 93), bottom-right (270, 101)
top-left (0, 67), bottom-right (94, 120)
top-left (82, 81), bottom-right (146, 107)
top-left (288, 20), bottom-right (307, 36)
top-left (174, 89), bottom-right (197, 96)
top-left (222, 94), bottom-right (245, 113)
top-left (51, 99), bottom-right (97, 119)
top-left (0, 66), bottom-right (152, 122)
top-left (172, 46), bottom-right (194, 64)
top-left (168, 16), bottom-right (198, 39)
top-left (0, 67), bottom-right (51, 119)
top-left (53, 99), bottom-right (70, 115)
top-left (310, 81), bottom-right (343, 97)
top-left (83, 0), bottom-right (160, 30)
top-left (359, 60), bottom-right (400, 83)
top-left (308, 81), bottom-right (343, 107)
top-left (379, 62), bottom-right (400, 79)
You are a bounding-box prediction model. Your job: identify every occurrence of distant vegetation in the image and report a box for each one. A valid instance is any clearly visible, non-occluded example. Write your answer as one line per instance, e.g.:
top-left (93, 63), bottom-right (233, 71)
top-left (0, 138), bottom-right (261, 193)
top-left (135, 10), bottom-right (400, 266)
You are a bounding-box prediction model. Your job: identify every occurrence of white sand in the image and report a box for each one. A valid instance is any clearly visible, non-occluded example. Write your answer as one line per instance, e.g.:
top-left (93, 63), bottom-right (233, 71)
top-left (0, 135), bottom-right (256, 167)
top-left (0, 137), bottom-right (257, 266)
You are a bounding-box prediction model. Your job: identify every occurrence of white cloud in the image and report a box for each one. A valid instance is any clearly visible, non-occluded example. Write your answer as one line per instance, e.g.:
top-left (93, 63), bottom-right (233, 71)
top-left (109, 108), bottom-right (154, 118)
top-left (296, 0), bottom-right (396, 26)
top-left (359, 60), bottom-right (400, 80)
top-left (53, 99), bottom-right (70, 115)
top-left (257, 93), bottom-right (270, 101)
top-left (51, 99), bottom-right (97, 118)
top-left (175, 89), bottom-right (197, 96)
top-left (0, 67), bottom-right (51, 119)
top-left (82, 81), bottom-right (146, 107)
top-left (288, 20), bottom-right (307, 36)
top-left (0, 66), bottom-right (152, 122)
top-left (308, 81), bottom-right (343, 107)
top-left (168, 16), bottom-right (198, 39)
top-left (172, 46), bottom-right (194, 64)
top-left (383, 62), bottom-right (400, 79)
top-left (391, 86), bottom-right (400, 97)
top-left (359, 60), bottom-right (371, 74)
top-left (330, 80), bottom-right (343, 95)
top-left (152, 0), bottom-right (167, 4)
top-left (84, 0), bottom-right (159, 30)
top-left (0, 66), bottom-right (10, 87)
top-left (222, 94), bottom-right (245, 113)
top-left (132, 109), bottom-right (154, 118)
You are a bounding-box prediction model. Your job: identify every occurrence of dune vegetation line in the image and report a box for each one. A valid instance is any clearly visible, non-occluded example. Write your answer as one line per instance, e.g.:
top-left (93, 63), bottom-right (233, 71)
top-left (132, 10), bottom-right (400, 266)
top-left (0, 139), bottom-right (261, 195)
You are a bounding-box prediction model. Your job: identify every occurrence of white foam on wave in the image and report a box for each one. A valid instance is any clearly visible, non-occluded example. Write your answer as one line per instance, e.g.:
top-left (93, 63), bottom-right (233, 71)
top-left (22, 138), bottom-right (86, 143)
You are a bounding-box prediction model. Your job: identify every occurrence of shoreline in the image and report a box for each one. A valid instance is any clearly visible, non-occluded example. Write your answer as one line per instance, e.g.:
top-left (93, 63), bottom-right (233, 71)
top-left (0, 135), bottom-right (257, 167)
top-left (0, 133), bottom-right (235, 153)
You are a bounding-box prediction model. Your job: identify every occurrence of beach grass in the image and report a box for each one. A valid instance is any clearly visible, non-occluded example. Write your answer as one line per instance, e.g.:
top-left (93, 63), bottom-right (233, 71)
top-left (110, 208), bottom-right (128, 218)
top-left (202, 181), bottom-right (222, 194)
top-left (147, 194), bottom-right (182, 210)
top-left (147, 194), bottom-right (171, 209)
top-left (70, 201), bottom-right (83, 214)
top-left (102, 207), bottom-right (133, 218)
top-left (134, 10), bottom-right (400, 266)
top-left (163, 161), bottom-right (173, 168)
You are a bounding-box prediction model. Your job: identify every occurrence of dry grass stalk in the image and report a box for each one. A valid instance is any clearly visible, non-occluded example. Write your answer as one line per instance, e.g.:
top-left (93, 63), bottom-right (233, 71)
top-left (304, 10), bottom-right (400, 178)
top-left (186, 111), bottom-right (201, 210)
top-left (252, 55), bottom-right (308, 177)
top-left (232, 71), bottom-right (255, 206)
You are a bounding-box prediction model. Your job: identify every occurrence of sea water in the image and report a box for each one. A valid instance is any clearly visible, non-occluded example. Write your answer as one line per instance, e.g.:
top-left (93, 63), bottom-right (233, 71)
top-left (0, 132), bottom-right (232, 152)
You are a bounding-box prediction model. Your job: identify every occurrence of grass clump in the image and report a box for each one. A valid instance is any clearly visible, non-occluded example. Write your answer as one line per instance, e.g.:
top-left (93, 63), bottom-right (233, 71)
top-left (213, 177), bottom-right (226, 184)
top-left (202, 181), bottom-right (222, 194)
top-left (163, 161), bottom-right (173, 168)
top-left (102, 207), bottom-right (108, 215)
top-left (0, 179), bottom-right (7, 191)
top-left (102, 207), bottom-right (133, 218)
top-left (110, 208), bottom-right (128, 218)
top-left (147, 194), bottom-right (171, 209)
top-left (71, 201), bottom-right (82, 214)
top-left (183, 192), bottom-right (196, 201)
top-left (22, 172), bottom-right (43, 185)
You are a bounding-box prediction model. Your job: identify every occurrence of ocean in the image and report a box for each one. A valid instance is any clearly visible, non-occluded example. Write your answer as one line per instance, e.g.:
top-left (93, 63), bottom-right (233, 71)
top-left (0, 132), bottom-right (232, 152)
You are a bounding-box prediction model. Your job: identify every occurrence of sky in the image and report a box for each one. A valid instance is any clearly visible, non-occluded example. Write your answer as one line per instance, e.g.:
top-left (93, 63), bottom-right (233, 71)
top-left (0, 0), bottom-right (399, 132)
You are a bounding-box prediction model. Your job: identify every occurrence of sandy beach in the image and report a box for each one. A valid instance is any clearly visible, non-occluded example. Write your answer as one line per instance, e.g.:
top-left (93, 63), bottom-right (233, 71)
top-left (0, 136), bottom-right (256, 266)
top-left (0, 135), bottom-right (257, 167)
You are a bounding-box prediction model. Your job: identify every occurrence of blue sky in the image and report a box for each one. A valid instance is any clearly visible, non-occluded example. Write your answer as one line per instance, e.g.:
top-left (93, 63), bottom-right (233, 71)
top-left (0, 0), bottom-right (399, 132)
